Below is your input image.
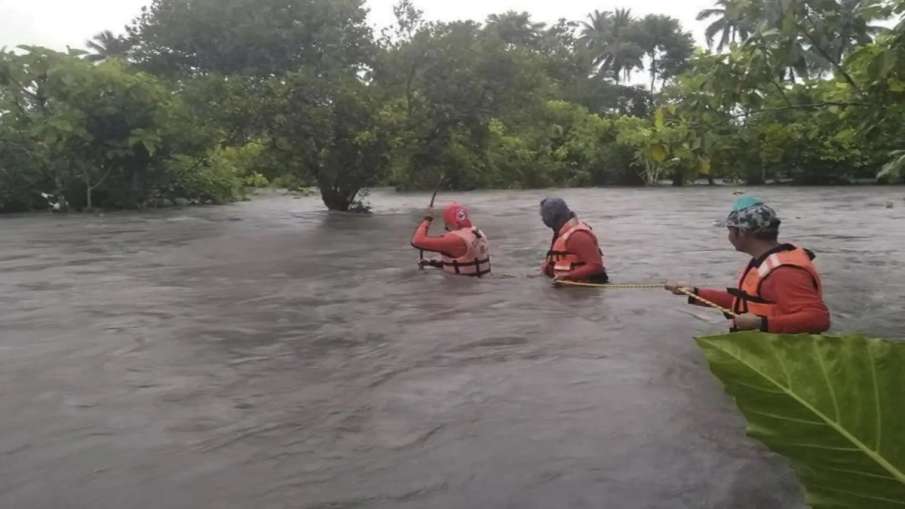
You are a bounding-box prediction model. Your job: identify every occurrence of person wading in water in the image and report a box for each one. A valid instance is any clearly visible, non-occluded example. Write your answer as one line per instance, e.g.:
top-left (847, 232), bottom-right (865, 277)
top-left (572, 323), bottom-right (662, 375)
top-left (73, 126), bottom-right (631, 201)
top-left (666, 197), bottom-right (830, 333)
top-left (411, 203), bottom-right (491, 277)
top-left (540, 197), bottom-right (609, 284)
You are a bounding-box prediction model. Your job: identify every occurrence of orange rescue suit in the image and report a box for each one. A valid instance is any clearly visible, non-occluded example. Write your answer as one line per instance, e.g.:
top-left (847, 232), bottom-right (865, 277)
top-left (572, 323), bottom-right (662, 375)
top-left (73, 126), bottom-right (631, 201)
top-left (440, 228), bottom-right (491, 277)
top-left (731, 246), bottom-right (823, 318)
top-left (545, 219), bottom-right (605, 278)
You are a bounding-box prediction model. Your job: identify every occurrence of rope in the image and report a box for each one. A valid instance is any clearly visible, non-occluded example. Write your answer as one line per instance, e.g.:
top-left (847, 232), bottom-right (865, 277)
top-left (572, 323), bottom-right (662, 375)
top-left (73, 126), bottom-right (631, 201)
top-left (552, 280), bottom-right (740, 318)
top-left (553, 280), bottom-right (663, 289)
top-left (677, 288), bottom-right (739, 318)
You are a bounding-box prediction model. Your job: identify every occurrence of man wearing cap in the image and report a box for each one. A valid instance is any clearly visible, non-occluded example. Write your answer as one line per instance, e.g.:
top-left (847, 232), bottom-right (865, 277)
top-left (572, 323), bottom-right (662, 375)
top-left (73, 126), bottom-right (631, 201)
top-left (540, 197), bottom-right (609, 284)
top-left (666, 197), bottom-right (830, 333)
top-left (411, 202), bottom-right (491, 277)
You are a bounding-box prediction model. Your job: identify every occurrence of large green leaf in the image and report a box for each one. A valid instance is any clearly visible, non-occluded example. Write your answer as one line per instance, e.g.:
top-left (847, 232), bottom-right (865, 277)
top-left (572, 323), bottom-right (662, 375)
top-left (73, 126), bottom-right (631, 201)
top-left (648, 143), bottom-right (668, 162)
top-left (654, 107), bottom-right (666, 130)
top-left (696, 332), bottom-right (905, 508)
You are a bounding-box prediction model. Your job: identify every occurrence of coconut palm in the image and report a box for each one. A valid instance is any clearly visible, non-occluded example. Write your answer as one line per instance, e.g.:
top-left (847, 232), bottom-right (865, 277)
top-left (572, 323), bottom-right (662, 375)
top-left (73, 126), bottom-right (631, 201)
top-left (485, 11), bottom-right (546, 49)
top-left (814, 0), bottom-right (890, 65)
top-left (85, 30), bottom-right (133, 62)
top-left (697, 0), bottom-right (757, 51)
top-left (578, 9), bottom-right (644, 82)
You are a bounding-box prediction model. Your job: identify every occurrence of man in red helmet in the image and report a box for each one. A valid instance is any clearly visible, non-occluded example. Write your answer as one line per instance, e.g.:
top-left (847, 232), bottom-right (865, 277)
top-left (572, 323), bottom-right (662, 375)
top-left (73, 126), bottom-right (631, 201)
top-left (411, 203), bottom-right (491, 277)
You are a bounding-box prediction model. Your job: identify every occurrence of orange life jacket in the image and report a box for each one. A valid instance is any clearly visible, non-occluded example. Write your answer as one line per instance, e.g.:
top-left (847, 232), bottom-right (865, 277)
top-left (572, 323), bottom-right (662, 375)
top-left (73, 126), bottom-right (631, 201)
top-left (730, 245), bottom-right (823, 317)
top-left (545, 219), bottom-right (604, 277)
top-left (441, 227), bottom-right (491, 277)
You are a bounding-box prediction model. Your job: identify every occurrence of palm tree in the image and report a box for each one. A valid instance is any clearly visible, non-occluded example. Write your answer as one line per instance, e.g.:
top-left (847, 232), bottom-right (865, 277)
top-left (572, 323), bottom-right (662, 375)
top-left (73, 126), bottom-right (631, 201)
top-left (815, 0), bottom-right (890, 65)
top-left (85, 30), bottom-right (133, 62)
top-left (752, 0), bottom-right (885, 83)
top-left (578, 9), bottom-right (611, 54)
top-left (578, 9), bottom-right (643, 82)
top-left (485, 11), bottom-right (546, 49)
top-left (697, 0), bottom-right (756, 51)
top-left (637, 15), bottom-right (695, 96)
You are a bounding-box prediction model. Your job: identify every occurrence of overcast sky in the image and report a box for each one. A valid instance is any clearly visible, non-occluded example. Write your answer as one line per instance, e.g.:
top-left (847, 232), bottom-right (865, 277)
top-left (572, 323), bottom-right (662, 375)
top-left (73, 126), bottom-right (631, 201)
top-left (1, 0), bottom-right (716, 51)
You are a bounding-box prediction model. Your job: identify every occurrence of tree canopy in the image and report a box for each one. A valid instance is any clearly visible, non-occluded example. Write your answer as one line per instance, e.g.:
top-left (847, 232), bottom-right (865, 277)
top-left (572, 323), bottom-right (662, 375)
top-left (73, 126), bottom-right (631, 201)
top-left (2, 0), bottom-right (904, 212)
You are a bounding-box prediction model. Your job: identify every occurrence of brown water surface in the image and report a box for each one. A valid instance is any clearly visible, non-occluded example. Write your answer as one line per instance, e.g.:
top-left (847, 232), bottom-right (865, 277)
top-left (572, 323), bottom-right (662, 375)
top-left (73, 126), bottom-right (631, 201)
top-left (2, 187), bottom-right (903, 508)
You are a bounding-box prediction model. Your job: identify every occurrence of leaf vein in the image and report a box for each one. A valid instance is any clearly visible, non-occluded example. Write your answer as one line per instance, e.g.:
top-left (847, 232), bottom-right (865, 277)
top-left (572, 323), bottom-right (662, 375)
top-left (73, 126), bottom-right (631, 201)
top-left (769, 337), bottom-right (792, 389)
top-left (746, 409), bottom-right (827, 426)
top-left (772, 442), bottom-right (860, 452)
top-left (868, 344), bottom-right (882, 454)
top-left (813, 340), bottom-right (840, 422)
top-left (817, 485), bottom-right (905, 506)
top-left (822, 466), bottom-right (899, 482)
top-left (732, 380), bottom-right (785, 395)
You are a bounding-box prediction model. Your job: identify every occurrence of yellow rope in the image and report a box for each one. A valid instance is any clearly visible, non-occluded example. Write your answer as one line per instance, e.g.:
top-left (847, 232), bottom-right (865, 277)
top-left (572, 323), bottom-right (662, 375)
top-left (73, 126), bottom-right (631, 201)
top-left (677, 288), bottom-right (739, 318)
top-left (552, 280), bottom-right (739, 318)
top-left (553, 280), bottom-right (664, 289)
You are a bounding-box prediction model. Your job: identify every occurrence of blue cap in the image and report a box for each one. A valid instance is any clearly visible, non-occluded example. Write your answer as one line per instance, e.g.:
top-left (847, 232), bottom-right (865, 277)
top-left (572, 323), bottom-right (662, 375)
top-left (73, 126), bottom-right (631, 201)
top-left (731, 196), bottom-right (764, 212)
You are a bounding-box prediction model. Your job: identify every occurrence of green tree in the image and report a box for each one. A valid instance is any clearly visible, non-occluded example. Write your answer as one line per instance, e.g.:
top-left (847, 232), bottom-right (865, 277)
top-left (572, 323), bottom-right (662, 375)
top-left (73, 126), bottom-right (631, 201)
top-left (84, 30), bottom-right (133, 62)
top-left (578, 9), bottom-right (644, 82)
top-left (0, 47), bottom-right (240, 211)
top-left (636, 15), bottom-right (695, 97)
top-left (697, 0), bottom-right (757, 51)
top-left (128, 0), bottom-right (374, 77)
top-left (485, 11), bottom-right (546, 50)
top-left (263, 75), bottom-right (389, 210)
top-left (376, 18), bottom-right (553, 190)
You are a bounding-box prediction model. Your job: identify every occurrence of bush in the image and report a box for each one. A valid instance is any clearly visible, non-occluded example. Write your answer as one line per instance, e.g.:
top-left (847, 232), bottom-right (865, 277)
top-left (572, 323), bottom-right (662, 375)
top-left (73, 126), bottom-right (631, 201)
top-left (164, 151), bottom-right (245, 204)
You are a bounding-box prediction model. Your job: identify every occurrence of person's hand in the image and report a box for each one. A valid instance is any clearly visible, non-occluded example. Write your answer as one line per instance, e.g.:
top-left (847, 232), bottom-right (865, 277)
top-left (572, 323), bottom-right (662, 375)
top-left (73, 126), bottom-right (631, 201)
top-left (665, 280), bottom-right (692, 295)
top-left (419, 259), bottom-right (441, 269)
top-left (541, 262), bottom-right (554, 277)
top-left (423, 208), bottom-right (434, 222)
top-left (732, 313), bottom-right (763, 331)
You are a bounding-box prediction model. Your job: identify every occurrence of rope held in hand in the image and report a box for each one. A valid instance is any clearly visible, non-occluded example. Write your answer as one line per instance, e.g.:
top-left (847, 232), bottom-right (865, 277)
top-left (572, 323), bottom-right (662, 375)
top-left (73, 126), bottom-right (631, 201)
top-left (677, 287), bottom-right (739, 318)
top-left (552, 280), bottom-right (740, 318)
top-left (553, 281), bottom-right (663, 289)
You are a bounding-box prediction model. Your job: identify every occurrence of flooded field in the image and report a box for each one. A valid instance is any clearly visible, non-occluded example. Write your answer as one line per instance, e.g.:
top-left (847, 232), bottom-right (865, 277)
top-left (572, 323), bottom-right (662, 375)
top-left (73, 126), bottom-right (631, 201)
top-left (2, 186), bottom-right (903, 508)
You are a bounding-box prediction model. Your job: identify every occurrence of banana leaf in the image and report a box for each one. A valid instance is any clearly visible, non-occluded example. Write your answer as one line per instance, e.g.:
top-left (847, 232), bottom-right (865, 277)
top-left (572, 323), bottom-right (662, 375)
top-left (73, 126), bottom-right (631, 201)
top-left (696, 332), bottom-right (905, 508)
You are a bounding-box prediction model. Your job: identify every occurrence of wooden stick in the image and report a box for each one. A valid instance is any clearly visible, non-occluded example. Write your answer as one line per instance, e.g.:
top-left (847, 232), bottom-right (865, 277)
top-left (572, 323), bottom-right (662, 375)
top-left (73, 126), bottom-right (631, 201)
top-left (418, 174), bottom-right (445, 270)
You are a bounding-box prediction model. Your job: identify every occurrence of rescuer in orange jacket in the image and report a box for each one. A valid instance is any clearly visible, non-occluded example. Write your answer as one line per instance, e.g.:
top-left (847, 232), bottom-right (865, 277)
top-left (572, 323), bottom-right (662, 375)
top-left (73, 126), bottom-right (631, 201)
top-left (540, 197), bottom-right (609, 283)
top-left (666, 197), bottom-right (830, 333)
top-left (411, 203), bottom-right (491, 277)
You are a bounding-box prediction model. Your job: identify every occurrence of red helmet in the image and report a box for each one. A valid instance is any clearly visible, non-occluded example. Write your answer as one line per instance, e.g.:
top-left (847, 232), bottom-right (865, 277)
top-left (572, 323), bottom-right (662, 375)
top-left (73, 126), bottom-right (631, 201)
top-left (442, 202), bottom-right (472, 229)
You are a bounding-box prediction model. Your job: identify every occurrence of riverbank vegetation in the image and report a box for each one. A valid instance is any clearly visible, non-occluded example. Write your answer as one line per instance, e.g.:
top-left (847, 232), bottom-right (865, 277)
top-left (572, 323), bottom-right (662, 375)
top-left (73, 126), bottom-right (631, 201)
top-left (2, 0), bottom-right (905, 212)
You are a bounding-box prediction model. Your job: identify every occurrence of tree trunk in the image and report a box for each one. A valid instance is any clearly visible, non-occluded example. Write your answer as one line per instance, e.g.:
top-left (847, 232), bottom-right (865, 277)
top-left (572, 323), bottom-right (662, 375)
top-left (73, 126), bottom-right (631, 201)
top-left (320, 186), bottom-right (357, 211)
top-left (649, 57), bottom-right (657, 101)
top-left (86, 183), bottom-right (93, 210)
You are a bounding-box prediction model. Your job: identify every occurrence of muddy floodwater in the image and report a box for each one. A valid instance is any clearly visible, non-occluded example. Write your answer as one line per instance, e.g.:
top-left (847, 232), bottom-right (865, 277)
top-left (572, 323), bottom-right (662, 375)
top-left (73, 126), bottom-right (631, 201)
top-left (2, 187), bottom-right (904, 508)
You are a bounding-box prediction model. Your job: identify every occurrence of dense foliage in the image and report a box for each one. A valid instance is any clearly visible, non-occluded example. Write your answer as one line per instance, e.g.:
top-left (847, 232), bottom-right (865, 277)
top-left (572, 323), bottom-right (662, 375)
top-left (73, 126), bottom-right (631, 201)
top-left (2, 0), bottom-right (904, 212)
